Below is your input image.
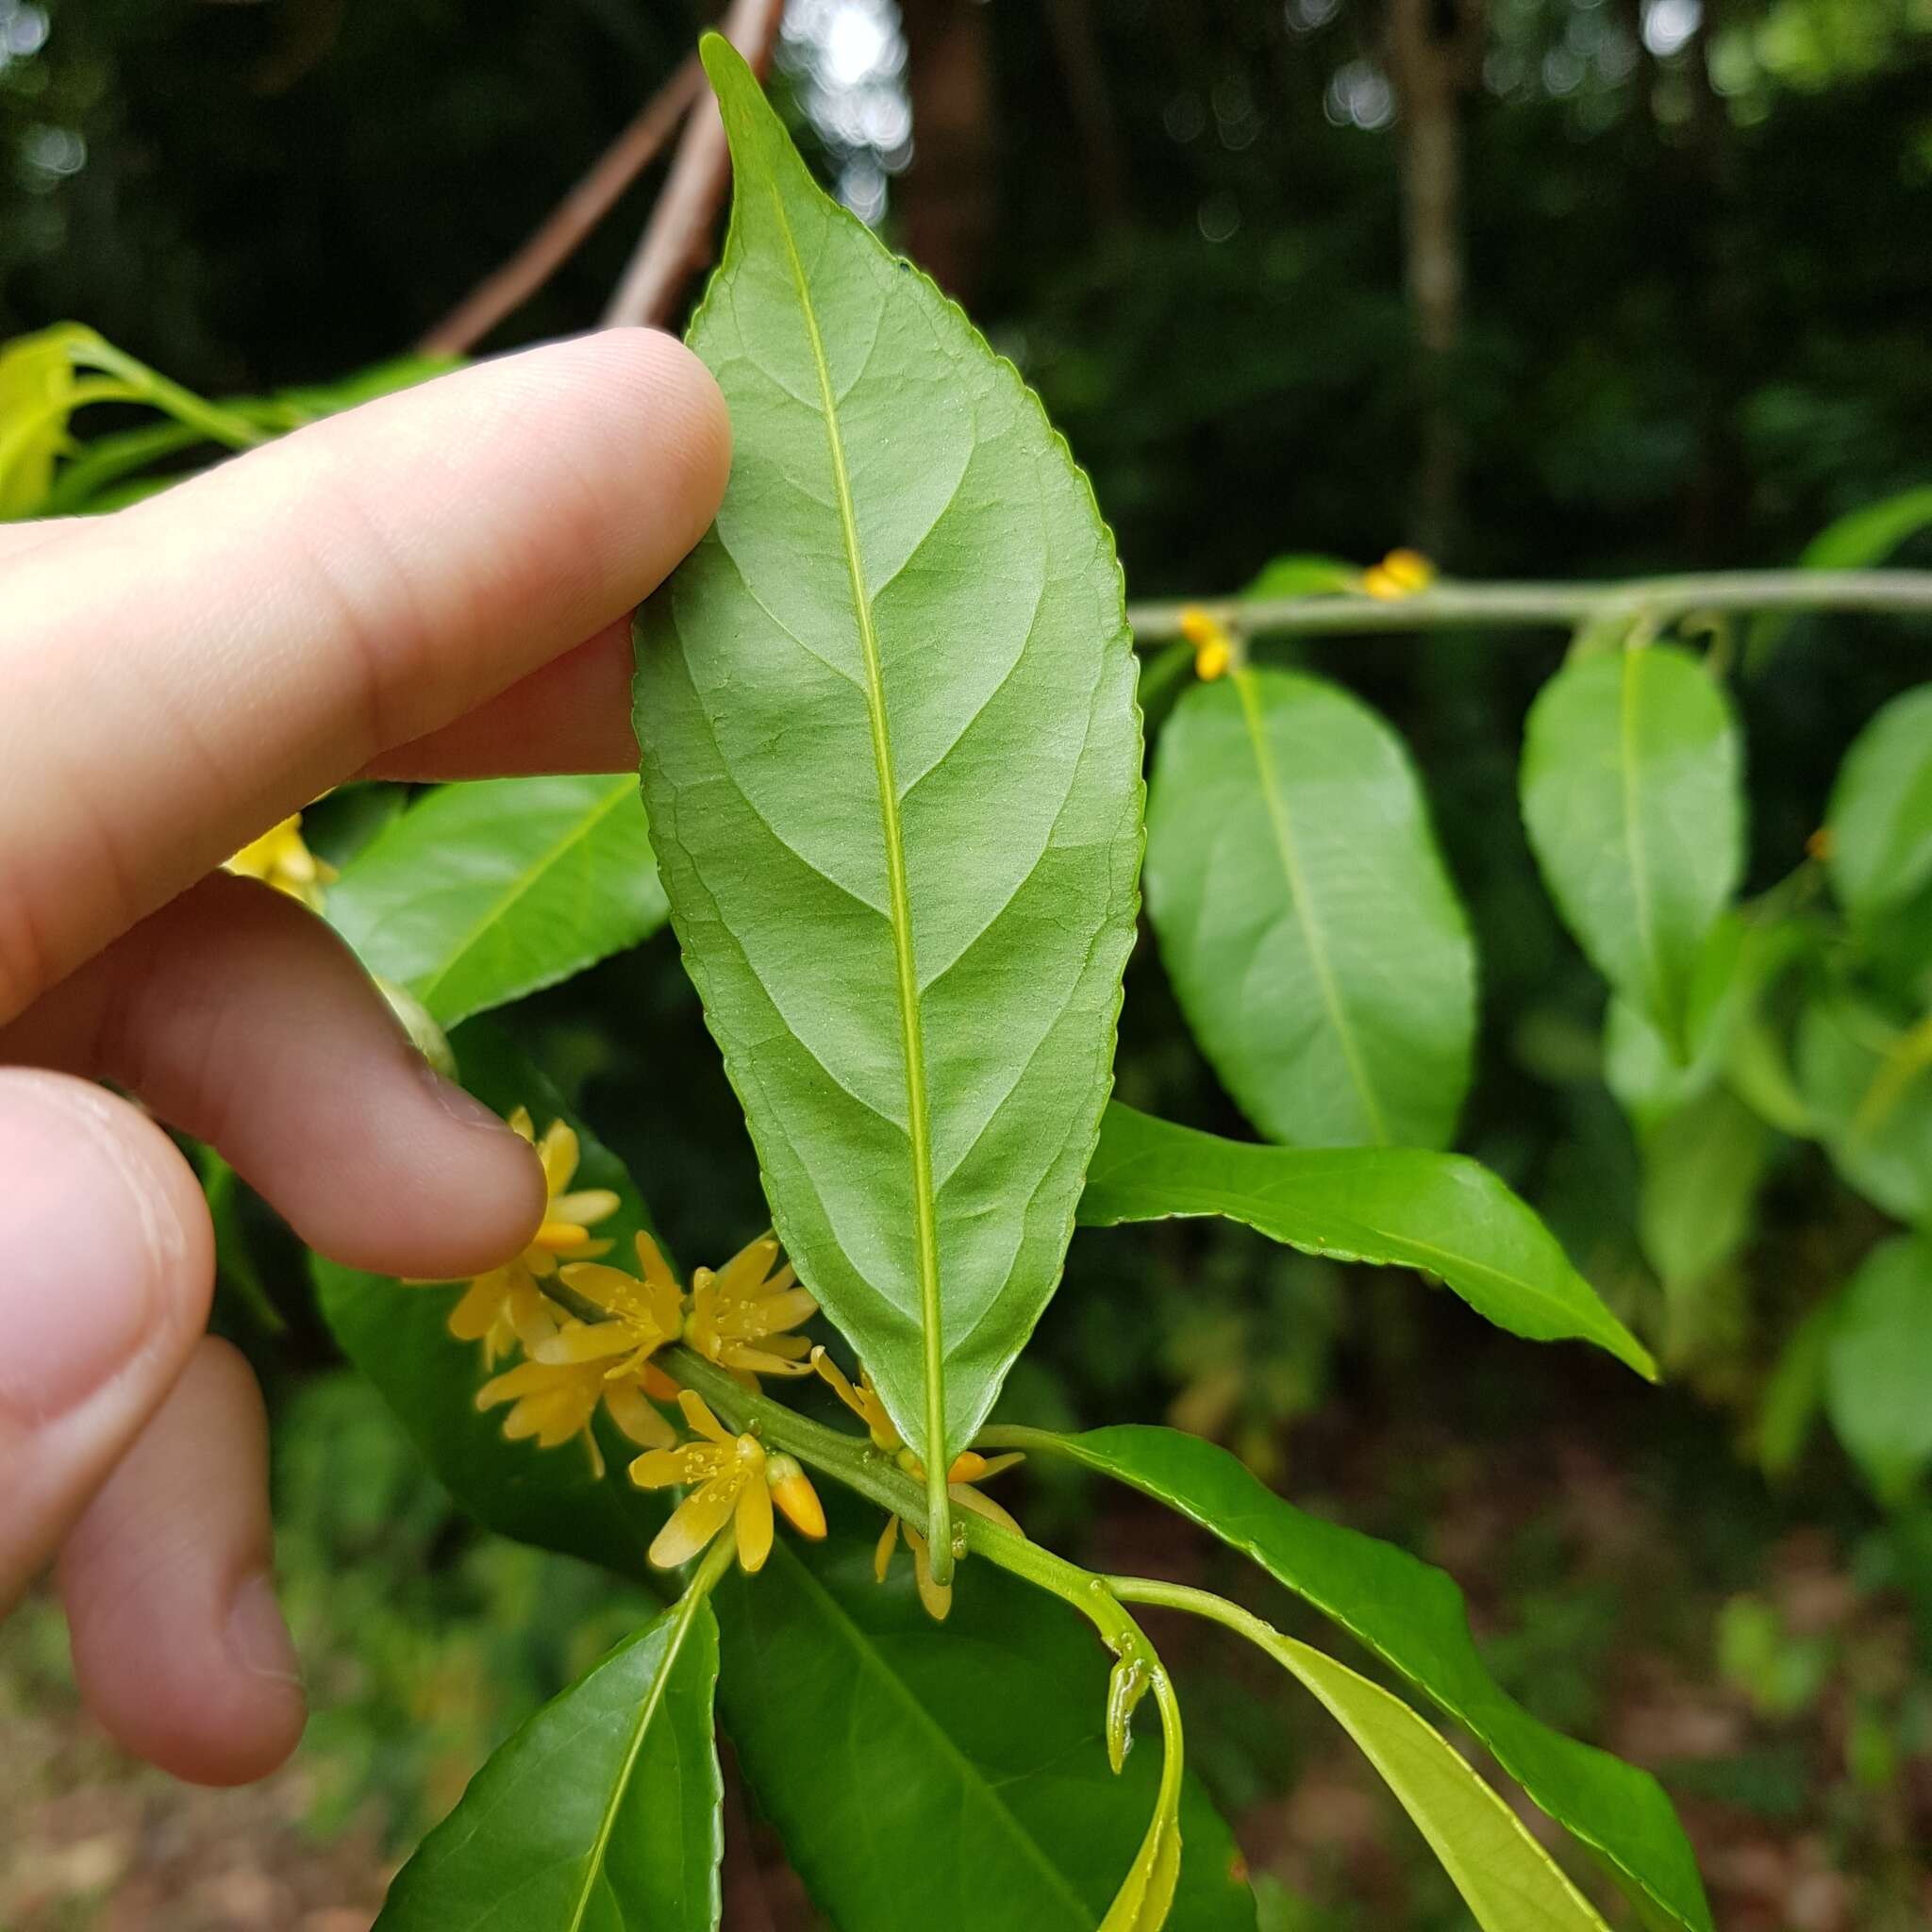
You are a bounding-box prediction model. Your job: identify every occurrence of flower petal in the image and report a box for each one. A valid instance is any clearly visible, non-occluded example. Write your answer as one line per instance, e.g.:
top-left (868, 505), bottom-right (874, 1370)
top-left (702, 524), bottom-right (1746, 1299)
top-left (552, 1188), bottom-right (621, 1227)
top-left (606, 1379), bottom-right (675, 1449)
top-left (537, 1120), bottom-right (580, 1193)
top-left (677, 1389), bottom-right (735, 1446)
top-left (649, 1476), bottom-right (741, 1570)
top-left (534, 1322), bottom-right (636, 1366)
top-left (712, 1235), bottom-right (780, 1296)
top-left (734, 1472), bottom-right (774, 1574)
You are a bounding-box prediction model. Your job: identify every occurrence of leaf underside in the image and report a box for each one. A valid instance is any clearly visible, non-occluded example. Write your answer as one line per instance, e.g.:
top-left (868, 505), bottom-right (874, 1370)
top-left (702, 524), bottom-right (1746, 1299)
top-left (633, 40), bottom-right (1142, 1470)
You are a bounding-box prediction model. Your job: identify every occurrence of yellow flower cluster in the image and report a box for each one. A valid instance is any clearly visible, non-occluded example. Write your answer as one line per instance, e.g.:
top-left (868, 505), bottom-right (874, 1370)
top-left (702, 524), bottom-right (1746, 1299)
top-left (812, 1347), bottom-right (1023, 1622)
top-left (1360, 547), bottom-right (1435, 600)
top-left (442, 1108), bottom-right (824, 1574)
top-left (1175, 605), bottom-right (1235, 682)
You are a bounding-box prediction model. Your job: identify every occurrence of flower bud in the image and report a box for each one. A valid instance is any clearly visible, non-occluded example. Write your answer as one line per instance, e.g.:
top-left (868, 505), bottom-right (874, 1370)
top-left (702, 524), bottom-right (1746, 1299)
top-left (765, 1454), bottom-right (826, 1540)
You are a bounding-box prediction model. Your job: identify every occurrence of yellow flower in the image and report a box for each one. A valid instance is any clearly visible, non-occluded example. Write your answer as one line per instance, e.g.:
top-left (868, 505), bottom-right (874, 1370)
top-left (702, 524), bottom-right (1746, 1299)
top-left (813, 1347), bottom-right (1019, 1486)
top-left (685, 1234), bottom-right (817, 1378)
top-left (1176, 604), bottom-right (1234, 681)
top-left (448, 1258), bottom-right (556, 1368)
top-left (541, 1231), bottom-right (687, 1379)
top-left (812, 1346), bottom-right (902, 1452)
top-left (875, 1514), bottom-right (953, 1622)
top-left (1361, 548), bottom-right (1436, 600)
top-left (510, 1109), bottom-right (621, 1276)
top-left (630, 1391), bottom-right (775, 1574)
top-left (873, 1474), bottom-right (1025, 1624)
top-left (225, 813), bottom-right (337, 910)
top-left (764, 1453), bottom-right (827, 1541)
top-left (475, 1346), bottom-right (673, 1478)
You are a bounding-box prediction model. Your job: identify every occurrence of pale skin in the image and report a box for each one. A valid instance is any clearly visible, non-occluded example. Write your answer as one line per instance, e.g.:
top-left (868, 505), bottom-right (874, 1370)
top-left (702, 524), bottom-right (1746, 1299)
top-left (0, 329), bottom-right (732, 1784)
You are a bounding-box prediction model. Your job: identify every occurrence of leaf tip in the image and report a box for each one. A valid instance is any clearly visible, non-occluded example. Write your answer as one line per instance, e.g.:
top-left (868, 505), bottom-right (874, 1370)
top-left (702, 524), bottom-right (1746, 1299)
top-left (698, 28), bottom-right (752, 99)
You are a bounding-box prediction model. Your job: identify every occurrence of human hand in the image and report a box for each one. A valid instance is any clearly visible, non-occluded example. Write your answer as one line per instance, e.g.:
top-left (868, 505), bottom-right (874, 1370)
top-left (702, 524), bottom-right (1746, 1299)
top-left (0, 330), bottom-right (729, 1783)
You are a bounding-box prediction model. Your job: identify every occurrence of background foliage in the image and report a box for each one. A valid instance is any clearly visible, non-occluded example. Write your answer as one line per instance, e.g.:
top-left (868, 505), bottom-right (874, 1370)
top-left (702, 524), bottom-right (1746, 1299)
top-left (5, 1), bottom-right (1932, 1926)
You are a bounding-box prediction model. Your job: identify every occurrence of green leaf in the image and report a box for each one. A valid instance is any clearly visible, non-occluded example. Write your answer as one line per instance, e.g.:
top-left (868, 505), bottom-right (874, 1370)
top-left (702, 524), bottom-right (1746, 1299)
top-left (193, 1146), bottom-right (285, 1336)
top-left (1521, 646), bottom-right (1744, 1055)
top-left (326, 775), bottom-right (666, 1028)
top-left (1240, 554), bottom-right (1360, 599)
top-left (1079, 1104), bottom-right (1654, 1377)
top-left (1824, 1233), bottom-right (1932, 1506)
top-left (1600, 914), bottom-right (1811, 1139)
top-left (1826, 684), bottom-right (1932, 924)
top-left (713, 1528), bottom-right (1254, 1932)
top-left (1749, 486), bottom-right (1932, 670)
top-left (1636, 1085), bottom-right (1773, 1304)
top-left (314, 1022), bottom-right (669, 1579)
top-left (1251, 1631), bottom-right (1611, 1932)
top-left (632, 39), bottom-right (1142, 1497)
top-left (1145, 670), bottom-right (1475, 1149)
top-left (1099, 1674), bottom-right (1185, 1932)
top-left (1008, 1425), bottom-right (1710, 1932)
top-left (0, 324), bottom-right (89, 517)
top-left (1756, 1294), bottom-right (1842, 1479)
top-left (376, 1593), bottom-right (723, 1931)
top-left (1795, 994), bottom-right (1932, 1224)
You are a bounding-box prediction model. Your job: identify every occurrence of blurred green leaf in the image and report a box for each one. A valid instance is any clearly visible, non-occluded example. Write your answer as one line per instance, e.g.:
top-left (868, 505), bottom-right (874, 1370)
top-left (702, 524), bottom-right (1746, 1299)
top-left (633, 40), bottom-right (1141, 1475)
top-left (1750, 485), bottom-right (1932, 668)
top-left (1637, 1085), bottom-right (1774, 1315)
top-left (1825, 1233), bottom-right (1932, 1506)
top-left (1014, 1425), bottom-right (1710, 1932)
top-left (1796, 994), bottom-right (1932, 1224)
top-left (0, 323), bottom-right (89, 516)
top-left (314, 1022), bottom-right (669, 1581)
top-left (1145, 671), bottom-right (1474, 1149)
top-left (1756, 1293), bottom-right (1842, 1478)
top-left (1602, 915), bottom-right (1811, 1138)
top-left (375, 1593), bottom-right (722, 1931)
top-left (326, 776), bottom-right (667, 1028)
top-left (1240, 554), bottom-right (1359, 599)
top-left (1247, 1630), bottom-right (1612, 1932)
top-left (1522, 645), bottom-right (1743, 1057)
top-left (1079, 1104), bottom-right (1654, 1375)
top-left (1825, 683), bottom-right (1932, 923)
top-left (713, 1525), bottom-right (1254, 1932)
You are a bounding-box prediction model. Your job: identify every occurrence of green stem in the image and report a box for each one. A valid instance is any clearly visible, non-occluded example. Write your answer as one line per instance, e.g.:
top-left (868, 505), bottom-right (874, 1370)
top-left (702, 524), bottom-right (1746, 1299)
top-left (74, 339), bottom-right (271, 452)
top-left (1126, 570), bottom-right (1932, 645)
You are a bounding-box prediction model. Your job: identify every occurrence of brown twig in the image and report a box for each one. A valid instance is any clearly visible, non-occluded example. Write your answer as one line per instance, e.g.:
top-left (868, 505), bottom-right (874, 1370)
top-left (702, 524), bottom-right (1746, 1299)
top-left (601, 0), bottom-right (788, 330)
top-left (418, 53), bottom-right (706, 358)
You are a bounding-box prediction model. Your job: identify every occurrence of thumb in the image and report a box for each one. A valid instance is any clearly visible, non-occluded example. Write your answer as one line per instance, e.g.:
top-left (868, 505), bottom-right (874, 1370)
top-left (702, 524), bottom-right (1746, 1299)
top-left (0, 1070), bottom-right (212, 1607)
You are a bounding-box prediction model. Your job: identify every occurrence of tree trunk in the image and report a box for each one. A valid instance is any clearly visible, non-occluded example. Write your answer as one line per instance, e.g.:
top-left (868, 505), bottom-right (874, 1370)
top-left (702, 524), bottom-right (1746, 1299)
top-left (1386, 0), bottom-right (1483, 560)
top-left (895, 0), bottom-right (996, 300)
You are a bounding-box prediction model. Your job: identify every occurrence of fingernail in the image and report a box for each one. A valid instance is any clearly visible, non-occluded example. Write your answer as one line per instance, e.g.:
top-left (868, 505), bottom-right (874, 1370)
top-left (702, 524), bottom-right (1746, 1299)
top-left (0, 1084), bottom-right (170, 1419)
top-left (225, 1570), bottom-right (304, 1690)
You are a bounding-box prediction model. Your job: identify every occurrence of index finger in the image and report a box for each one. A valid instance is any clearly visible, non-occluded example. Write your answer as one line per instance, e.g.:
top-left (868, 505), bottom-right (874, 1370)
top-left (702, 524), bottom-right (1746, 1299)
top-left (0, 328), bottom-right (728, 1023)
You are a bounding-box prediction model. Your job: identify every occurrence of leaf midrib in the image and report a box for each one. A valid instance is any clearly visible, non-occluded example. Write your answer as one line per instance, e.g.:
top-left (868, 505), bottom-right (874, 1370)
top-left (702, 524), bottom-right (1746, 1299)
top-left (778, 1551), bottom-right (1094, 1929)
top-left (412, 778), bottom-right (637, 1012)
top-left (564, 1599), bottom-right (708, 1932)
top-left (1230, 670), bottom-right (1390, 1145)
top-left (1618, 648), bottom-right (1666, 1023)
top-left (764, 176), bottom-right (949, 1494)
